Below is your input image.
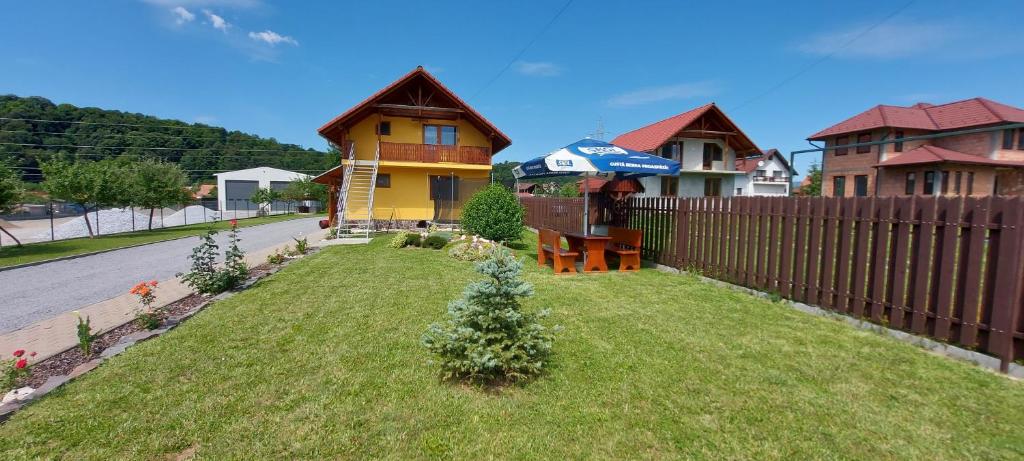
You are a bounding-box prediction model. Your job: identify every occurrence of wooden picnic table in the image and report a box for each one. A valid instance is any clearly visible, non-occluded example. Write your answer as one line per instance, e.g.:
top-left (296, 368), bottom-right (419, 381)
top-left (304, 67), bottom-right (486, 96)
top-left (564, 232), bottom-right (612, 273)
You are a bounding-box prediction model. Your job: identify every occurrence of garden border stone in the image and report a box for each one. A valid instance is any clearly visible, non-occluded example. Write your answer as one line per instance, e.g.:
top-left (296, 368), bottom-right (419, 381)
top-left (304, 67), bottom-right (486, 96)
top-left (0, 249), bottom-right (315, 423)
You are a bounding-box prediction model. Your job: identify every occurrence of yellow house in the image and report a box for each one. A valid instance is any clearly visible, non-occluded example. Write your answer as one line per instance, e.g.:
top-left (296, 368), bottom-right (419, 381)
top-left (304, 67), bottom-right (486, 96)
top-left (313, 66), bottom-right (511, 232)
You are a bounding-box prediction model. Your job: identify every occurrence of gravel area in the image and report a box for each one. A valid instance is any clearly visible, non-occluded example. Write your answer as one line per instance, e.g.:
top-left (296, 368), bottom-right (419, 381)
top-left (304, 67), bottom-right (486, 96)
top-left (0, 217), bottom-right (319, 334)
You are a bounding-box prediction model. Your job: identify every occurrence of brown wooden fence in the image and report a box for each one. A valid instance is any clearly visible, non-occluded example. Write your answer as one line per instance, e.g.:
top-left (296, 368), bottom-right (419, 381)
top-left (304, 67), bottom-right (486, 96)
top-left (523, 195), bottom-right (1024, 371)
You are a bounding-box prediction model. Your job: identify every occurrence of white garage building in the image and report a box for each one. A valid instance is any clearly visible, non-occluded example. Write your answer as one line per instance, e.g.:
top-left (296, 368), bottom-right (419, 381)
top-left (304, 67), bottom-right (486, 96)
top-left (214, 167), bottom-right (310, 214)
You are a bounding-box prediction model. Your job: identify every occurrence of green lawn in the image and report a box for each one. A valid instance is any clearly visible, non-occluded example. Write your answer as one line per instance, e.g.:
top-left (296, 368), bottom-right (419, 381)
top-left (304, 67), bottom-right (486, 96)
top-left (2, 233), bottom-right (1023, 459)
top-left (0, 213), bottom-right (321, 268)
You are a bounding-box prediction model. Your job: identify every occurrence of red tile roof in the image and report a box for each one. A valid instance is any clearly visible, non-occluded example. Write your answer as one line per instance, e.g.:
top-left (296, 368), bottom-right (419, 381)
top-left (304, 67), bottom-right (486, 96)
top-left (318, 66), bottom-right (512, 154)
top-left (874, 145), bottom-right (1024, 168)
top-left (577, 177), bottom-right (609, 193)
top-left (734, 149), bottom-right (795, 174)
top-left (611, 103), bottom-right (760, 155)
top-left (809, 97), bottom-right (1024, 140)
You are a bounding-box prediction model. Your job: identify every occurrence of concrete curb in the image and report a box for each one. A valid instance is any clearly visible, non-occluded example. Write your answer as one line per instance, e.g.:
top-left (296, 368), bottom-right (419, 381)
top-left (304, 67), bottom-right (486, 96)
top-left (0, 253), bottom-right (302, 423)
top-left (653, 263), bottom-right (1023, 379)
top-left (0, 234), bottom-right (199, 273)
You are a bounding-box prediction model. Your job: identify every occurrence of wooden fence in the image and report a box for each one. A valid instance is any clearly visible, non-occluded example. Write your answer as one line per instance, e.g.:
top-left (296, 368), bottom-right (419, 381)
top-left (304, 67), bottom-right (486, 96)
top-left (522, 195), bottom-right (1024, 371)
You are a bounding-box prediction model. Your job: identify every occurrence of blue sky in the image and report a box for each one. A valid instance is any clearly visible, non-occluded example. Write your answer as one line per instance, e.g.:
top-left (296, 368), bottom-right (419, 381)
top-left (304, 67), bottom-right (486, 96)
top-left (2, 0), bottom-right (1023, 178)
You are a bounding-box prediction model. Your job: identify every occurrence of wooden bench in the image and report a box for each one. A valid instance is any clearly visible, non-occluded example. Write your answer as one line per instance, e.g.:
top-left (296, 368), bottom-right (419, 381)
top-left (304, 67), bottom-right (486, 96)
top-left (606, 226), bottom-right (642, 272)
top-left (537, 228), bottom-right (579, 275)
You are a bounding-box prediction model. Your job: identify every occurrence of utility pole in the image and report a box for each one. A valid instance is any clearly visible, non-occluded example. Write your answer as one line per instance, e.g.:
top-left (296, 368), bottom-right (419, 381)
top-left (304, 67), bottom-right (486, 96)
top-left (590, 117), bottom-right (606, 141)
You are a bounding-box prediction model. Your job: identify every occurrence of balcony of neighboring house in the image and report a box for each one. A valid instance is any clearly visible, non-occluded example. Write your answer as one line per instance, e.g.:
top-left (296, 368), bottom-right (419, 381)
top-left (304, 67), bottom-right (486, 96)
top-left (752, 171), bottom-right (791, 183)
top-left (378, 142), bottom-right (491, 165)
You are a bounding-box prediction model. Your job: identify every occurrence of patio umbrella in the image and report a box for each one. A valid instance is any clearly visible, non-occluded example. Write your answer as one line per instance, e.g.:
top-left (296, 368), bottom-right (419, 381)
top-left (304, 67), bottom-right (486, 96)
top-left (513, 138), bottom-right (680, 235)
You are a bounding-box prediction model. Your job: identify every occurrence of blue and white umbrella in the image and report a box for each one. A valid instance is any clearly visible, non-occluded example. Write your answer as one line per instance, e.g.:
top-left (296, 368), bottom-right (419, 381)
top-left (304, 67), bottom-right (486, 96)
top-left (512, 138), bottom-right (680, 180)
top-left (513, 138), bottom-right (680, 235)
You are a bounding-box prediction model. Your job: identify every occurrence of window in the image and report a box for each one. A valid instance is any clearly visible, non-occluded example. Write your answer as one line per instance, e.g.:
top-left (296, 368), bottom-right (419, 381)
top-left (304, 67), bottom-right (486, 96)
top-left (1019, 129), bottom-right (1024, 150)
top-left (940, 171), bottom-right (950, 194)
top-left (375, 173), bottom-right (391, 188)
top-left (966, 172), bottom-right (975, 195)
top-left (376, 121), bottom-right (391, 136)
top-left (1004, 129), bottom-right (1016, 149)
top-left (923, 171), bottom-right (936, 195)
top-left (660, 176), bottom-right (679, 196)
top-left (702, 143), bottom-right (722, 170)
top-left (994, 175), bottom-right (1001, 195)
top-left (954, 171), bottom-right (962, 194)
top-left (659, 142), bottom-right (681, 161)
top-left (659, 144), bottom-right (673, 159)
top-left (894, 131), bottom-right (904, 152)
top-left (755, 169), bottom-right (766, 180)
top-left (704, 177), bottom-right (722, 196)
top-left (736, 188), bottom-right (743, 195)
top-left (773, 170), bottom-right (784, 179)
top-left (835, 136), bottom-right (849, 156)
top-left (429, 175), bottom-right (460, 201)
top-left (856, 132), bottom-right (871, 154)
top-left (905, 173), bottom-right (916, 195)
top-left (854, 175), bottom-right (868, 196)
top-left (423, 125), bottom-right (457, 145)
top-left (833, 176), bottom-right (846, 197)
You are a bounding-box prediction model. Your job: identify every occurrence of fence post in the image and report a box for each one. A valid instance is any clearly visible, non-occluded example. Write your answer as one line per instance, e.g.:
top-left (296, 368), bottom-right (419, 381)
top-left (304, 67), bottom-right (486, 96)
top-left (986, 197), bottom-right (1024, 372)
top-left (49, 201), bottom-right (55, 241)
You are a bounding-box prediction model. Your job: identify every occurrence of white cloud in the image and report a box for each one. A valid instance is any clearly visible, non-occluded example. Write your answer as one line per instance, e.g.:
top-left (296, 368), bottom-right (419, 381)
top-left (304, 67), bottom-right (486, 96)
top-left (797, 23), bottom-right (958, 59)
top-left (144, 0), bottom-right (260, 8)
top-left (608, 81), bottom-right (719, 107)
top-left (248, 30), bottom-right (298, 46)
top-left (170, 6), bottom-right (195, 25)
top-left (203, 10), bottom-right (230, 32)
top-left (514, 61), bottom-right (562, 77)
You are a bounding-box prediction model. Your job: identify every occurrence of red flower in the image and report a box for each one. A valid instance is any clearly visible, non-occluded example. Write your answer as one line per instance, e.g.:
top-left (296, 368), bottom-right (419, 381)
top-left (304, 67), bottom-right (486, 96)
top-left (13, 349), bottom-right (24, 357)
top-left (230, 219), bottom-right (238, 227)
top-left (14, 358), bottom-right (27, 369)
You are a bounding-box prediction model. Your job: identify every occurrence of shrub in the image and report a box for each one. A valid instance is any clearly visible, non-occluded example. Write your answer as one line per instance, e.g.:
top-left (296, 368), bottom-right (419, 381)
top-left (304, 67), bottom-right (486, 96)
top-left (222, 221), bottom-right (249, 286)
top-left (3, 349), bottom-right (36, 393)
top-left (460, 184), bottom-right (524, 243)
top-left (422, 247), bottom-right (558, 383)
top-left (404, 233), bottom-right (422, 247)
top-left (267, 250), bottom-right (286, 265)
top-left (447, 235), bottom-right (499, 261)
top-left (130, 280), bottom-right (162, 330)
top-left (74, 312), bottom-right (95, 355)
top-left (292, 237), bottom-right (309, 255)
top-left (389, 230), bottom-right (411, 248)
top-left (423, 235), bottom-right (448, 250)
top-left (178, 221), bottom-right (248, 294)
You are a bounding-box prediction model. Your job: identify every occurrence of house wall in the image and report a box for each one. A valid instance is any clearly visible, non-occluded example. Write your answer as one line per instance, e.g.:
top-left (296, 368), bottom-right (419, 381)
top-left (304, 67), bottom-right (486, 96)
top-left (345, 115), bottom-right (492, 161)
top-left (215, 168), bottom-right (309, 211)
top-left (342, 166), bottom-right (490, 221)
top-left (736, 155), bottom-right (791, 196)
top-left (820, 129), bottom-right (882, 197)
top-left (876, 165), bottom-right (1000, 197)
top-left (995, 128), bottom-right (1024, 162)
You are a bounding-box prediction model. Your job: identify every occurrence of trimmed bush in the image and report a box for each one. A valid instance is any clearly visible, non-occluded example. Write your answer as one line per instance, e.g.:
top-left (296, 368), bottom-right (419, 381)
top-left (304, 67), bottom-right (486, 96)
top-left (460, 184), bottom-right (524, 243)
top-left (423, 235), bottom-right (448, 250)
top-left (388, 231), bottom-right (411, 248)
top-left (404, 233), bottom-right (422, 247)
top-left (422, 247), bottom-right (558, 383)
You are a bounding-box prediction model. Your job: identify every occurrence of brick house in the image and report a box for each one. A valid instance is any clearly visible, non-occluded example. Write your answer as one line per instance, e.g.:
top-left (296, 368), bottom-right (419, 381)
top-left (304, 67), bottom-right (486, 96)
top-left (808, 97), bottom-right (1024, 197)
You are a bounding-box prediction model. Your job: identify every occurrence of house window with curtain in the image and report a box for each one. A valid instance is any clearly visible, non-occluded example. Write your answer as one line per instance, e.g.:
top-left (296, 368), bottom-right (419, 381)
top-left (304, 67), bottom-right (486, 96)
top-left (833, 176), bottom-right (846, 197)
top-left (905, 173), bottom-right (916, 195)
top-left (924, 171), bottom-right (936, 195)
top-left (835, 136), bottom-right (849, 156)
top-left (854, 175), bottom-right (868, 196)
top-left (1004, 129), bottom-right (1016, 149)
top-left (856, 132), bottom-right (871, 153)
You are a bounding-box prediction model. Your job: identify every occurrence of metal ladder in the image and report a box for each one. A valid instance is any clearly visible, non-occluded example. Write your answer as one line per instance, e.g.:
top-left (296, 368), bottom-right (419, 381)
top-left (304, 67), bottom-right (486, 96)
top-left (336, 141), bottom-right (380, 239)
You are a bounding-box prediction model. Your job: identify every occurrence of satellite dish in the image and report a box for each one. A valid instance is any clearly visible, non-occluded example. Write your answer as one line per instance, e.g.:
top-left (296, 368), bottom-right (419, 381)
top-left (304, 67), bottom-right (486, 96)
top-left (757, 160), bottom-right (765, 167)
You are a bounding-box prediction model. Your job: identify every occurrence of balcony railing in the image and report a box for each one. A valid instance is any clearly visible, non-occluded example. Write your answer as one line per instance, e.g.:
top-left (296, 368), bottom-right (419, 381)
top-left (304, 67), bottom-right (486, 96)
top-left (752, 175), bottom-right (790, 183)
top-left (379, 142), bottom-right (491, 165)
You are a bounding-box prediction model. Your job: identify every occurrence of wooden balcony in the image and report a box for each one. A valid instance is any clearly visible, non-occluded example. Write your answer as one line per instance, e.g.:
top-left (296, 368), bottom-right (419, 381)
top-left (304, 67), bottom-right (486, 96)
top-left (378, 142), bottom-right (491, 165)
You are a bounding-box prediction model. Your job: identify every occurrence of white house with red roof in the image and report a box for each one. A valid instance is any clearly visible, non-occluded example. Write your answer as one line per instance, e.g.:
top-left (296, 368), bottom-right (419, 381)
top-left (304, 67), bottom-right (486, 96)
top-left (808, 97), bottom-right (1024, 197)
top-left (611, 103), bottom-right (762, 197)
top-left (733, 149), bottom-right (796, 196)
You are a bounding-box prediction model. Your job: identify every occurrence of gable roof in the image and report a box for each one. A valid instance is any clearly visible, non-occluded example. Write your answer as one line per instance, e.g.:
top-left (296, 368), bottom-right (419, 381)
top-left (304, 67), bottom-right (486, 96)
top-left (318, 66), bottom-right (512, 154)
top-left (809, 97), bottom-right (1024, 140)
top-left (611, 103), bottom-right (760, 155)
top-left (734, 149), bottom-right (797, 174)
top-left (874, 145), bottom-right (1024, 168)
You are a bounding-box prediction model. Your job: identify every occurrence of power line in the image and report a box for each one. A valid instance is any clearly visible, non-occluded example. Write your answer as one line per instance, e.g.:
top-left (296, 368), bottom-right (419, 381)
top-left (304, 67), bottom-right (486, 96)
top-left (0, 141), bottom-right (326, 154)
top-left (0, 129), bottom-right (254, 143)
top-left (729, 0), bottom-right (916, 113)
top-left (0, 116), bottom-right (234, 132)
top-left (469, 0), bottom-right (574, 101)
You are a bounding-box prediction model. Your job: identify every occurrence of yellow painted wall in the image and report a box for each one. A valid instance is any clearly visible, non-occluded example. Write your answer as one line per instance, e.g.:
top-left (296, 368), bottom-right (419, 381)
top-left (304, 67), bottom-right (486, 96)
top-left (344, 166), bottom-right (490, 221)
top-left (346, 115), bottom-right (492, 161)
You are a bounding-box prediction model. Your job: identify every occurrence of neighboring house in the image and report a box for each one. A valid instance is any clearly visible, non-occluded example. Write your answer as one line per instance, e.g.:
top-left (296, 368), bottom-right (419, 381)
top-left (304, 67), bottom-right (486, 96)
top-left (313, 66), bottom-right (511, 229)
top-left (733, 149), bottom-right (796, 196)
top-left (517, 182), bottom-right (537, 197)
top-left (612, 103), bottom-right (761, 197)
top-left (808, 97), bottom-right (1024, 197)
top-left (214, 167), bottom-right (310, 213)
top-left (192, 184), bottom-right (216, 200)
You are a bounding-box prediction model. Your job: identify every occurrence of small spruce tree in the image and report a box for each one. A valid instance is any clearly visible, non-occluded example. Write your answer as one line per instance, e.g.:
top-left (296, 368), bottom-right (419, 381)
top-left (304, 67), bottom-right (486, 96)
top-left (422, 247), bottom-right (558, 383)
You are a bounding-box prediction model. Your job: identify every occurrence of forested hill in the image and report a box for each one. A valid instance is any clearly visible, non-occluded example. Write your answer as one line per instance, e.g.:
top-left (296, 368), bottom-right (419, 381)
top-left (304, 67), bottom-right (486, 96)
top-left (0, 95), bottom-right (338, 182)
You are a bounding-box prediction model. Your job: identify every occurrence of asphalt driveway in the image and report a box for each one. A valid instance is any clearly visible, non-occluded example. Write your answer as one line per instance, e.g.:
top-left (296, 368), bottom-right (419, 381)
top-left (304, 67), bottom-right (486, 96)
top-left (0, 217), bottom-right (320, 334)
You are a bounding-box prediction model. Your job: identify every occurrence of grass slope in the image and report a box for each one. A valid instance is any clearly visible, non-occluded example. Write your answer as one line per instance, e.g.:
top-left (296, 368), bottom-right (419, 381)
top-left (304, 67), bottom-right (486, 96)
top-left (0, 213), bottom-right (319, 268)
top-left (1, 234), bottom-right (1022, 459)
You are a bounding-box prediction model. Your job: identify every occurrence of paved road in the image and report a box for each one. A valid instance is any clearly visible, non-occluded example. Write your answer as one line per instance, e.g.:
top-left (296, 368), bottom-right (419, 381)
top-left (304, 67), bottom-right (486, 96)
top-left (0, 218), bottom-right (320, 334)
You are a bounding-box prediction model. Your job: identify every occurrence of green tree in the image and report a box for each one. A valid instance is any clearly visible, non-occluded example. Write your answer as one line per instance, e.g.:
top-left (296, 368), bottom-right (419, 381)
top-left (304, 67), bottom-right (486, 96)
top-left (490, 161), bottom-right (521, 189)
top-left (460, 184), bottom-right (524, 243)
top-left (128, 160), bottom-right (191, 230)
top-left (422, 247), bottom-right (558, 383)
top-left (0, 160), bottom-right (26, 245)
top-left (798, 163), bottom-right (822, 196)
top-left (281, 177), bottom-right (327, 204)
top-left (250, 187), bottom-right (281, 216)
top-left (41, 160), bottom-right (129, 237)
top-left (557, 182), bottom-right (579, 197)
